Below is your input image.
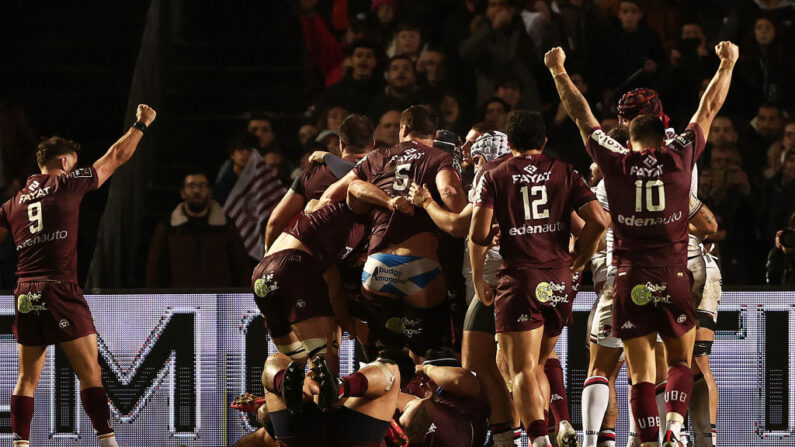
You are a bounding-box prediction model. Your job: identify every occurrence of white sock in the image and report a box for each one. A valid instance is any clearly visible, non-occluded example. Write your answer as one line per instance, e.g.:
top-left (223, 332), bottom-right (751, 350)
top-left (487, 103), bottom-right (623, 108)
top-left (679, 428), bottom-right (690, 446)
top-left (98, 432), bottom-right (119, 447)
top-left (627, 384), bottom-right (639, 447)
top-left (493, 429), bottom-right (518, 447)
top-left (13, 441), bottom-right (30, 447)
top-left (532, 435), bottom-right (552, 447)
top-left (710, 425), bottom-right (717, 446)
top-left (666, 419), bottom-right (682, 438)
top-left (582, 376), bottom-right (610, 447)
top-left (597, 428), bottom-right (616, 447)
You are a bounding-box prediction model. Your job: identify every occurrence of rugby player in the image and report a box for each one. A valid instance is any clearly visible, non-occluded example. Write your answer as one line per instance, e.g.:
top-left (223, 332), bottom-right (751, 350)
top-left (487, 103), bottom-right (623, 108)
top-left (470, 110), bottom-right (608, 447)
top-left (320, 105), bottom-right (467, 357)
top-left (264, 114), bottom-right (374, 248)
top-left (546, 41), bottom-right (737, 446)
top-left (0, 104), bottom-right (156, 447)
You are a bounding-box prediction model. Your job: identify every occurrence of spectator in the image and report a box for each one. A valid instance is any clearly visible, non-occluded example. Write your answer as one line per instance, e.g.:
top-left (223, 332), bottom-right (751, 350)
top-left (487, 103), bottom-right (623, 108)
top-left (370, 0), bottom-right (398, 47)
top-left (762, 150), bottom-right (795, 250)
top-left (317, 104), bottom-right (349, 132)
top-left (767, 210), bottom-right (795, 285)
top-left (373, 109), bottom-right (402, 147)
top-left (315, 129), bottom-right (341, 154)
top-left (555, 0), bottom-right (609, 91)
top-left (264, 151), bottom-right (289, 184)
top-left (247, 113), bottom-right (282, 155)
top-left (439, 92), bottom-right (467, 136)
top-left (494, 75), bottom-right (522, 109)
top-left (746, 103), bottom-right (785, 177)
top-left (459, 0), bottom-right (543, 108)
top-left (299, 0), bottom-right (345, 87)
top-left (297, 123), bottom-right (318, 150)
top-left (604, 0), bottom-right (665, 88)
top-left (482, 96), bottom-right (510, 131)
top-left (737, 15), bottom-right (793, 111)
top-left (416, 48), bottom-right (448, 89)
top-left (146, 172), bottom-right (250, 288)
top-left (708, 115), bottom-right (739, 147)
top-left (389, 22), bottom-right (423, 60)
top-left (323, 40), bottom-right (383, 114)
top-left (367, 56), bottom-right (422, 121)
top-left (521, 0), bottom-right (564, 59)
top-left (213, 132), bottom-right (259, 205)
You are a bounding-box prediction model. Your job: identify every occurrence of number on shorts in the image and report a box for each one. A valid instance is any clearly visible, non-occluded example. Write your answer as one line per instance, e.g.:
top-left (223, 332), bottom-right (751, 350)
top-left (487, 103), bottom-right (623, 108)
top-left (393, 163), bottom-right (411, 191)
top-left (634, 179), bottom-right (665, 212)
top-left (520, 185), bottom-right (549, 220)
top-left (28, 202), bottom-right (43, 234)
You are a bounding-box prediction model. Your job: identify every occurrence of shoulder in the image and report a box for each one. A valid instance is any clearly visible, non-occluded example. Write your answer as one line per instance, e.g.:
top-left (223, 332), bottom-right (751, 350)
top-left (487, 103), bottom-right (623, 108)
top-left (588, 128), bottom-right (628, 155)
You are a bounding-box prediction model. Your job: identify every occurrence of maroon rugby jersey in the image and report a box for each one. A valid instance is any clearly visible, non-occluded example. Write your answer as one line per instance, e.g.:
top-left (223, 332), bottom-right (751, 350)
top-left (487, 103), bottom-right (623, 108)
top-left (585, 123), bottom-right (706, 267)
top-left (283, 201), bottom-right (367, 270)
top-left (424, 375), bottom-right (491, 447)
top-left (291, 155), bottom-right (359, 201)
top-left (0, 167), bottom-right (98, 282)
top-left (475, 153), bottom-right (595, 268)
top-left (353, 140), bottom-right (457, 253)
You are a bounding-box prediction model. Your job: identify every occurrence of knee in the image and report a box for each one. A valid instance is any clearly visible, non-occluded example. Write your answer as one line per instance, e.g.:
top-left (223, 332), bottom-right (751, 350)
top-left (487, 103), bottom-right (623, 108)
top-left (17, 371), bottom-right (41, 387)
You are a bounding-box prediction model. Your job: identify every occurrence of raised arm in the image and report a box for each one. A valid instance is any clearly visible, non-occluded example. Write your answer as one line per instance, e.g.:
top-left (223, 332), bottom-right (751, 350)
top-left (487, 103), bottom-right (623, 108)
top-left (409, 182), bottom-right (472, 237)
top-left (93, 104), bottom-right (156, 188)
top-left (691, 41), bottom-right (738, 133)
top-left (316, 170), bottom-right (358, 210)
top-left (544, 47), bottom-right (599, 145)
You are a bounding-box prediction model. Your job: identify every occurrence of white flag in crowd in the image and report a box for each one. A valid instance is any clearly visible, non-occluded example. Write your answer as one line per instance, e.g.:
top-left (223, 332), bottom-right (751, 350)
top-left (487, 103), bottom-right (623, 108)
top-left (223, 150), bottom-right (285, 259)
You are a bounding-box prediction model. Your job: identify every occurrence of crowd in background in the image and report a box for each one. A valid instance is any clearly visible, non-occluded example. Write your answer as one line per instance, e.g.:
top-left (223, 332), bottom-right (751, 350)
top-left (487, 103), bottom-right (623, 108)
top-left (2, 0), bottom-right (795, 287)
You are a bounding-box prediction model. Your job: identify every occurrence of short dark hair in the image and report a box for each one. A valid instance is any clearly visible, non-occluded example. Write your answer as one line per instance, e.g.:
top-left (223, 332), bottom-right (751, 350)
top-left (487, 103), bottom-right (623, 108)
top-left (37, 136), bottom-right (80, 167)
top-left (629, 114), bottom-right (665, 146)
top-left (505, 110), bottom-right (546, 151)
top-left (471, 122), bottom-right (496, 134)
top-left (758, 102), bottom-right (782, 115)
top-left (388, 55), bottom-right (414, 70)
top-left (496, 75), bottom-right (523, 91)
top-left (182, 171), bottom-right (209, 189)
top-left (246, 111), bottom-right (274, 123)
top-left (339, 114), bottom-right (374, 152)
top-left (400, 105), bottom-right (438, 139)
top-left (347, 39), bottom-right (379, 56)
top-left (607, 125), bottom-right (630, 143)
top-left (396, 22), bottom-right (421, 34)
top-left (227, 131), bottom-right (259, 155)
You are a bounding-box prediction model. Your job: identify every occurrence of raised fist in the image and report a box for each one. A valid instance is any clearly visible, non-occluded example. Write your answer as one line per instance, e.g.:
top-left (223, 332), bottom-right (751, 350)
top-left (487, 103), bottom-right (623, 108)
top-left (136, 104), bottom-right (156, 126)
top-left (715, 41), bottom-right (739, 63)
top-left (544, 47), bottom-right (566, 69)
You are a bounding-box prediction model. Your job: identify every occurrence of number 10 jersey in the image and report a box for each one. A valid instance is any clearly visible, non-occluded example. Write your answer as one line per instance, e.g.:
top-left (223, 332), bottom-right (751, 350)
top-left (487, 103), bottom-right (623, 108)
top-left (0, 167), bottom-right (98, 282)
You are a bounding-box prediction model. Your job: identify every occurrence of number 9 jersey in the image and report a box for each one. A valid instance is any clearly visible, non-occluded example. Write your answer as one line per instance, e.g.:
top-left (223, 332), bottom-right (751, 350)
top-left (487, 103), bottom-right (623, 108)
top-left (353, 140), bottom-right (457, 253)
top-left (0, 167), bottom-right (98, 282)
top-left (474, 153), bottom-right (595, 268)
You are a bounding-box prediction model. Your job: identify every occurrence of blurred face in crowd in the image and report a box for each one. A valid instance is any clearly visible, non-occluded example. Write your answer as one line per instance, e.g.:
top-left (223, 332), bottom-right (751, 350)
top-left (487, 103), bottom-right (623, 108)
top-left (495, 82), bottom-right (521, 108)
top-left (298, 124), bottom-right (317, 147)
top-left (485, 100), bottom-right (508, 130)
top-left (783, 122), bottom-right (795, 151)
top-left (352, 47), bottom-right (377, 80)
top-left (396, 29), bottom-right (422, 57)
top-left (248, 119), bottom-right (274, 149)
top-left (417, 50), bottom-right (446, 85)
top-left (756, 106), bottom-right (783, 140)
top-left (754, 17), bottom-right (775, 46)
top-left (681, 23), bottom-right (705, 44)
top-left (387, 59), bottom-right (416, 91)
top-left (182, 174), bottom-right (211, 213)
top-left (326, 106), bottom-right (349, 132)
top-left (711, 148), bottom-right (740, 170)
top-left (486, 0), bottom-right (515, 22)
top-left (230, 146), bottom-right (253, 172)
top-left (375, 110), bottom-right (401, 146)
top-left (708, 116), bottom-right (738, 146)
top-left (264, 152), bottom-right (284, 178)
top-left (618, 1), bottom-right (642, 32)
top-left (376, 4), bottom-right (395, 25)
top-left (440, 94), bottom-right (460, 125)
top-left (783, 152), bottom-right (795, 181)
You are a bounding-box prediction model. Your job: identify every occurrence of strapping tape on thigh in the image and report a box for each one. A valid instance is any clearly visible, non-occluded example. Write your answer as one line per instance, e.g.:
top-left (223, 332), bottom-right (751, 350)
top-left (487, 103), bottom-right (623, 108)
top-left (302, 338), bottom-right (328, 358)
top-left (693, 340), bottom-right (713, 357)
top-left (276, 341), bottom-right (306, 360)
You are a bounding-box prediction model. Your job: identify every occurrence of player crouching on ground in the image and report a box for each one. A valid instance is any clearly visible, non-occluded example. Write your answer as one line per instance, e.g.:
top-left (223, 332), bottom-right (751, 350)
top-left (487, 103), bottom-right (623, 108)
top-left (470, 110), bottom-right (608, 447)
top-left (0, 104), bottom-right (156, 447)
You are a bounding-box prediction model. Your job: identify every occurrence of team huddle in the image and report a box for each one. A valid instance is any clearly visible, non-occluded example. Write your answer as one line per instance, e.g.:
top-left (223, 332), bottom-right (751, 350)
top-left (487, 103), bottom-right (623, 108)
top-left (0, 41), bottom-right (737, 447)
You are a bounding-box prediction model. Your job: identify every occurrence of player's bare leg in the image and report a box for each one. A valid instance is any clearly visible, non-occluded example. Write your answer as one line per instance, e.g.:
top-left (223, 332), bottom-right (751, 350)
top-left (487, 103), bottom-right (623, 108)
top-left (499, 327), bottom-right (552, 447)
top-left (582, 343), bottom-right (623, 447)
top-left (660, 328), bottom-right (696, 447)
top-left (463, 330), bottom-right (518, 447)
top-left (11, 344), bottom-right (46, 447)
top-left (654, 342), bottom-right (668, 443)
top-left (690, 327), bottom-right (717, 447)
top-left (232, 404), bottom-right (277, 447)
top-left (537, 336), bottom-right (576, 447)
top-left (291, 316), bottom-right (339, 375)
top-left (597, 360), bottom-right (622, 447)
top-left (622, 333), bottom-right (660, 447)
top-left (60, 334), bottom-right (118, 447)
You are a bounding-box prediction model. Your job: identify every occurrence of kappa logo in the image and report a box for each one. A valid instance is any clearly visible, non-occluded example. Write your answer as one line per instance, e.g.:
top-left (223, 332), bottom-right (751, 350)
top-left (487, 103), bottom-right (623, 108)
top-left (427, 423), bottom-right (437, 434)
top-left (643, 154), bottom-right (658, 168)
top-left (621, 321), bottom-right (636, 330)
top-left (295, 299), bottom-right (306, 309)
top-left (676, 314), bottom-right (687, 324)
top-left (253, 272), bottom-right (279, 298)
top-left (551, 393), bottom-right (564, 402)
top-left (517, 314), bottom-right (529, 323)
top-left (523, 164), bottom-right (538, 174)
top-left (59, 319), bottom-right (70, 328)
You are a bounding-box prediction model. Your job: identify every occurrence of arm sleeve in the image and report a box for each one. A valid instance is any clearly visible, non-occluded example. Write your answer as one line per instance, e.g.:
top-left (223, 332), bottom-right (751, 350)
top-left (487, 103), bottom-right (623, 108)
top-left (322, 153), bottom-right (356, 178)
top-left (584, 128), bottom-right (627, 174)
top-left (290, 173), bottom-right (306, 196)
top-left (685, 122), bottom-right (707, 167)
top-left (473, 171), bottom-right (496, 209)
top-left (688, 193), bottom-right (703, 219)
top-left (352, 153), bottom-right (374, 180)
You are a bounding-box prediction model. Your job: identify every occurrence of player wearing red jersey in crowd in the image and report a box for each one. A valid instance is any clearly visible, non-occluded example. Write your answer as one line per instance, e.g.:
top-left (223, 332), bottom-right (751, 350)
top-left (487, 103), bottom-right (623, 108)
top-left (320, 105), bottom-right (467, 357)
top-left (264, 115), bottom-right (374, 248)
top-left (0, 104), bottom-right (156, 447)
top-left (470, 110), bottom-right (608, 447)
top-left (546, 41), bottom-right (737, 446)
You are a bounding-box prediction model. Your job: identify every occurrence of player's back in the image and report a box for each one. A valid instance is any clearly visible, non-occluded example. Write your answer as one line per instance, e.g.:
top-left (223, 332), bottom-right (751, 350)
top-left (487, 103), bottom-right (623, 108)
top-left (476, 153), bottom-right (594, 268)
top-left (0, 168), bottom-right (98, 282)
top-left (295, 162), bottom-right (339, 201)
top-left (284, 201), bottom-right (367, 269)
top-left (353, 140), bottom-right (456, 253)
top-left (586, 124), bottom-right (705, 267)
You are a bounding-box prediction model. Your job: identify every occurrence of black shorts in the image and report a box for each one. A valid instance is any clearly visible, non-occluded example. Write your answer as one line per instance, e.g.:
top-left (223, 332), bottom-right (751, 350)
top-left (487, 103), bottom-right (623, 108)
top-left (463, 298), bottom-right (495, 334)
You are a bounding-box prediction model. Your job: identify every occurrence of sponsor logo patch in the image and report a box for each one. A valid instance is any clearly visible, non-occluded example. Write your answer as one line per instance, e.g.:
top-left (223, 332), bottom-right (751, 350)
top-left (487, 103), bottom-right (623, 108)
top-left (253, 271), bottom-right (279, 298)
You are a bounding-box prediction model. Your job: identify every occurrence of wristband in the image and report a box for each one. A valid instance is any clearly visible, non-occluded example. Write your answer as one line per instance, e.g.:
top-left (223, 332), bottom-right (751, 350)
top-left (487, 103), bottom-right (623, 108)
top-left (719, 59), bottom-right (735, 70)
top-left (421, 196), bottom-right (434, 208)
top-left (422, 364), bottom-right (434, 376)
top-left (550, 66), bottom-right (567, 77)
top-left (132, 121), bottom-right (147, 133)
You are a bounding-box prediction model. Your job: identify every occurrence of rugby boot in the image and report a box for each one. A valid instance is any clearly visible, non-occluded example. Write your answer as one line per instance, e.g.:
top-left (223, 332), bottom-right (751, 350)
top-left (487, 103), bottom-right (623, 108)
top-left (282, 360), bottom-right (306, 414)
top-left (556, 420), bottom-right (580, 447)
top-left (661, 429), bottom-right (684, 447)
top-left (311, 355), bottom-right (340, 410)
